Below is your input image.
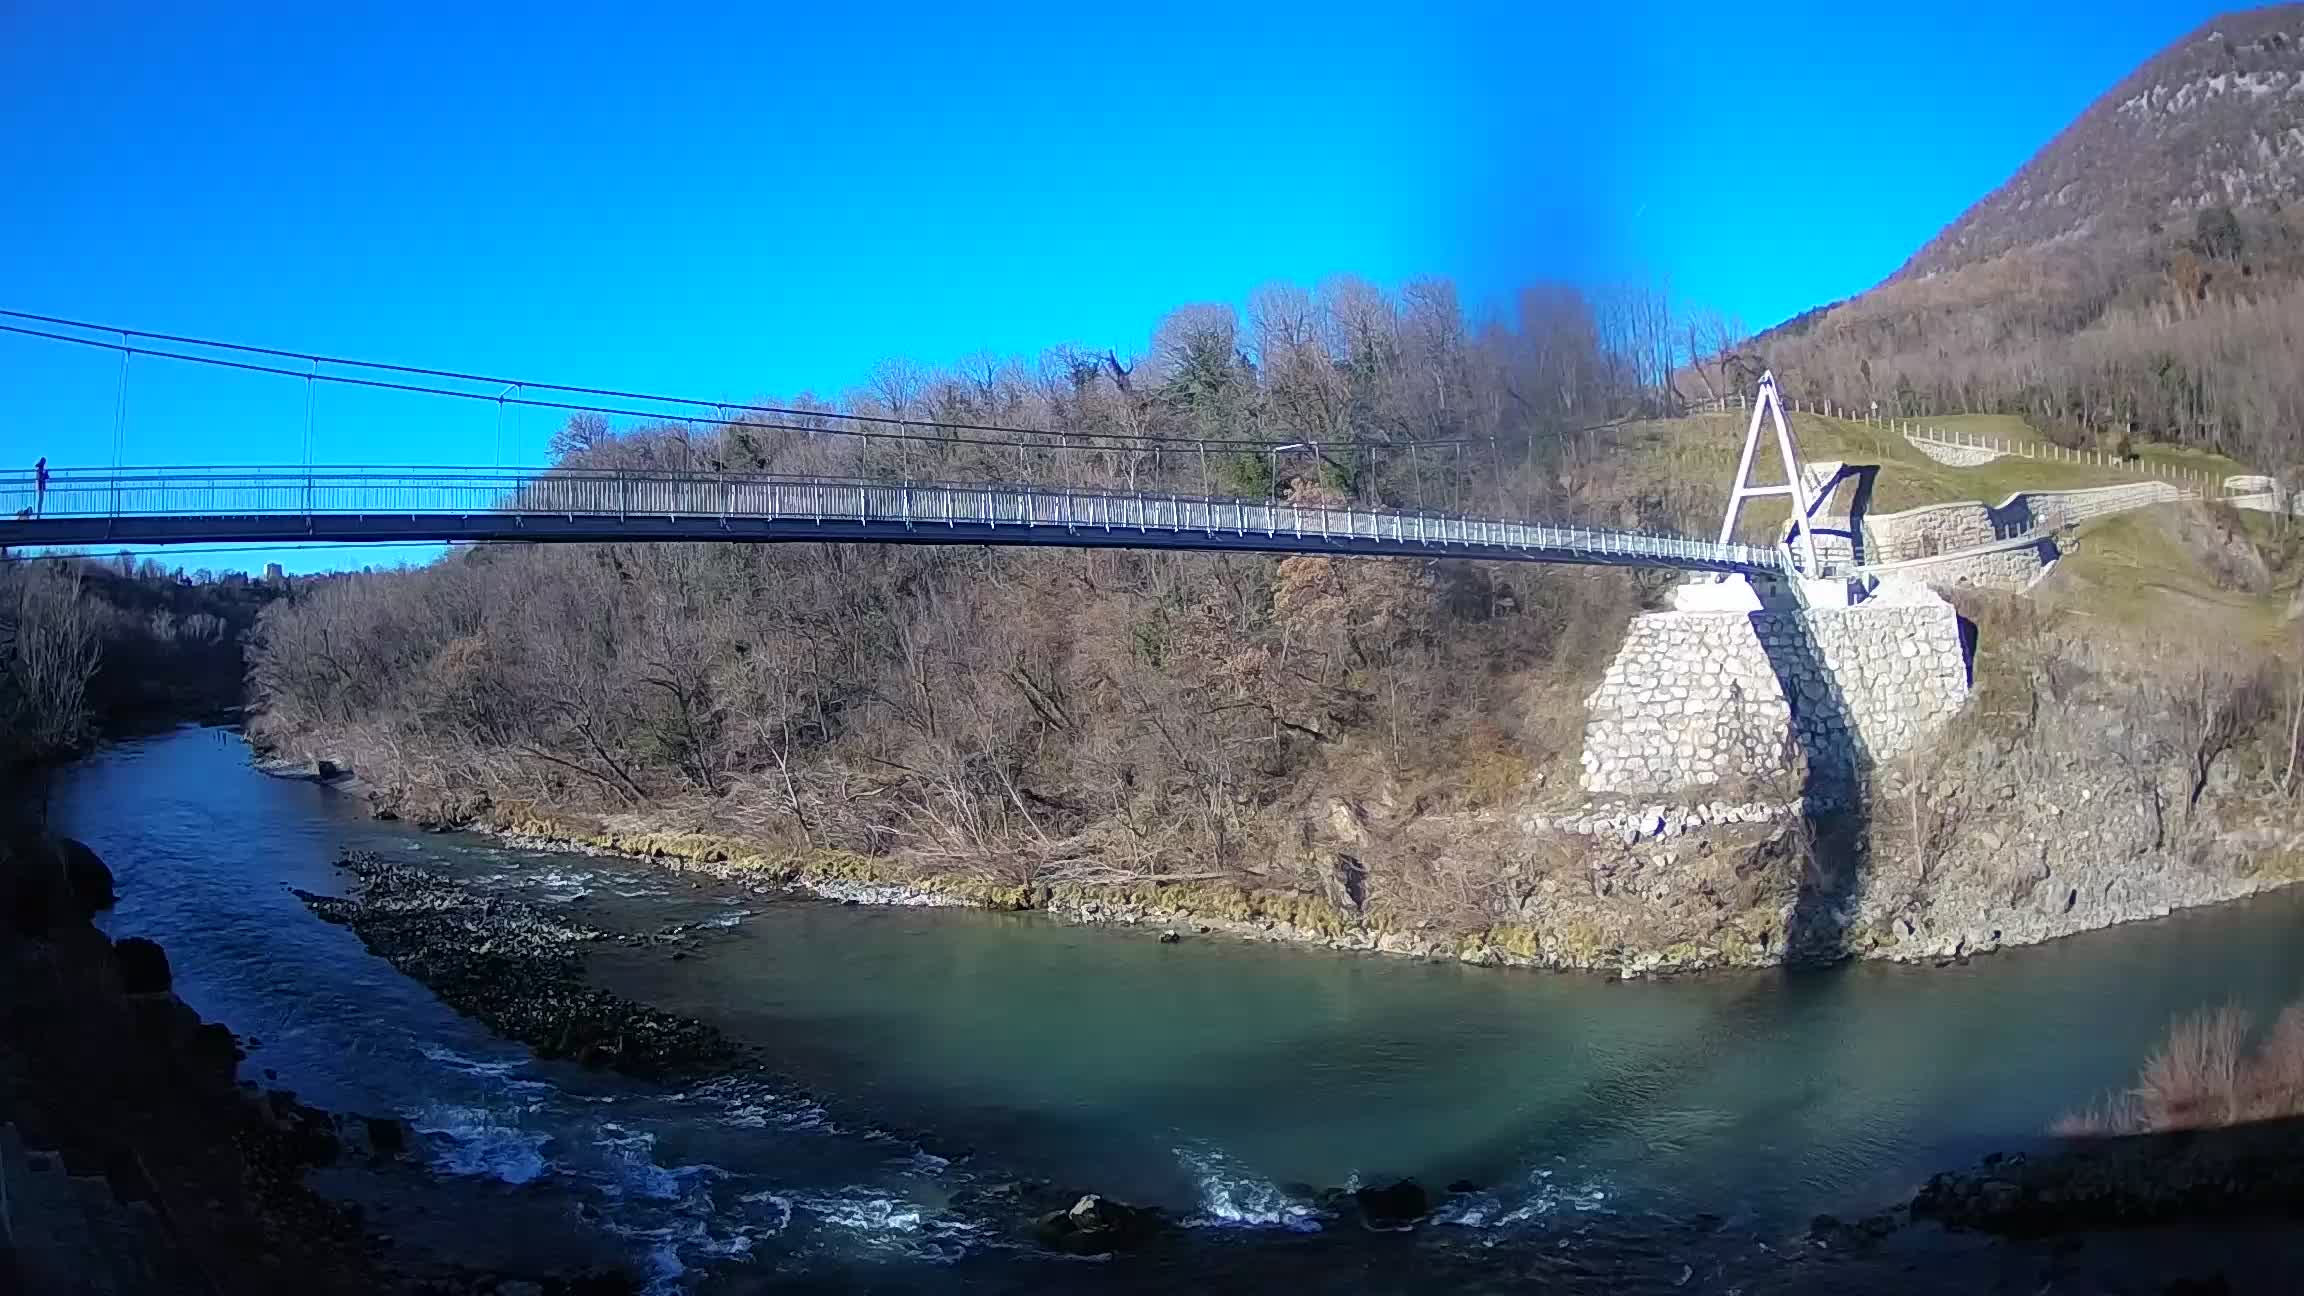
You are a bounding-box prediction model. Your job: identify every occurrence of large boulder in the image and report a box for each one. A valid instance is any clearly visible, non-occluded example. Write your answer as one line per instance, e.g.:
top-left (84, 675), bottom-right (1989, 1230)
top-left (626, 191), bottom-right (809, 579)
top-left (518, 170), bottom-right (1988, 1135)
top-left (57, 838), bottom-right (115, 912)
top-left (0, 836), bottom-right (116, 936)
top-left (1034, 1193), bottom-right (1161, 1255)
top-left (179, 1022), bottom-right (244, 1095)
top-left (357, 1114), bottom-right (410, 1159)
top-left (115, 937), bottom-right (172, 994)
top-left (1352, 1179), bottom-right (1430, 1230)
top-left (5, 859), bottom-right (65, 937)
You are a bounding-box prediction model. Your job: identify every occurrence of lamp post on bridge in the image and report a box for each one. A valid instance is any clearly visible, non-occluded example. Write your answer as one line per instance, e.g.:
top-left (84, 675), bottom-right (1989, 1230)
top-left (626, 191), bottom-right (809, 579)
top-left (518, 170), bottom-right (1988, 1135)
top-left (1266, 441), bottom-right (1326, 500)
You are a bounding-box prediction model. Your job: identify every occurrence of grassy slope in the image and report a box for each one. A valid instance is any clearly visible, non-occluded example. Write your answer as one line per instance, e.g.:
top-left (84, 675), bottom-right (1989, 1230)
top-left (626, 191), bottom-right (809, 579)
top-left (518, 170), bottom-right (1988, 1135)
top-left (1799, 413), bottom-right (2240, 514)
top-left (1630, 412), bottom-right (2244, 516)
top-left (1605, 411), bottom-right (2185, 546)
top-left (1611, 408), bottom-right (2289, 636)
top-left (2042, 509), bottom-right (2302, 644)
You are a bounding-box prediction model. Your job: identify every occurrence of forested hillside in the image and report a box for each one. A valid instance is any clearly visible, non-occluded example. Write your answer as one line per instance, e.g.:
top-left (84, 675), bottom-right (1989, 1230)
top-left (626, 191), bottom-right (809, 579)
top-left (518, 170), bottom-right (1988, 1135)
top-left (246, 278), bottom-right (1701, 917)
top-left (238, 264), bottom-right (2304, 965)
top-left (237, 1), bottom-right (2304, 947)
top-left (1, 556), bottom-right (277, 769)
top-left (530, 276), bottom-right (1696, 521)
top-left (1749, 6), bottom-right (2304, 469)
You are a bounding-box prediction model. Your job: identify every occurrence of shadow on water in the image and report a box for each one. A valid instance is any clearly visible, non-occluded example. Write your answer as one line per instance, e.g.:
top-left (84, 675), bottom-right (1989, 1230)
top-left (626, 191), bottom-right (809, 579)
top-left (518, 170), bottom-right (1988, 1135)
top-left (1749, 581), bottom-right (1871, 967)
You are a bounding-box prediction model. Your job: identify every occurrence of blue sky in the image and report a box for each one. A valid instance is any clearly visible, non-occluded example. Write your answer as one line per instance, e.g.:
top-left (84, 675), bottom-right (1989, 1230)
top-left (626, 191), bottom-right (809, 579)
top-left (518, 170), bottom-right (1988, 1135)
top-left (0, 0), bottom-right (2238, 570)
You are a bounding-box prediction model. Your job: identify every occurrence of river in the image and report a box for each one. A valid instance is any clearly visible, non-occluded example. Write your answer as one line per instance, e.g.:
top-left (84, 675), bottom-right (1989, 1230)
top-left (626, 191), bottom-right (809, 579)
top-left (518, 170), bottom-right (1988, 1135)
top-left (52, 726), bottom-right (2304, 1292)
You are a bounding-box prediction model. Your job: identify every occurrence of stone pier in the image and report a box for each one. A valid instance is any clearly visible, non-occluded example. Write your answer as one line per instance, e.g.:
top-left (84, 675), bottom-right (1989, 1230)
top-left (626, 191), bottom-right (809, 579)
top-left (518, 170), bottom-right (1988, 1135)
top-left (1578, 581), bottom-right (1970, 797)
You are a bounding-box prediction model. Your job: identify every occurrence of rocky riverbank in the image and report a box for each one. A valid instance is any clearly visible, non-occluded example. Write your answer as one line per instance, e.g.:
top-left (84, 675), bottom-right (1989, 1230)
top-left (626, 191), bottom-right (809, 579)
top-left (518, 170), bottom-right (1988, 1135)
top-left (1912, 1120), bottom-right (2304, 1237)
top-left (295, 853), bottom-right (740, 1079)
top-left (282, 854), bottom-right (1579, 1269)
top-left (255, 552), bottom-right (2304, 979)
top-left (0, 830), bottom-right (643, 1295)
top-left (17, 771), bottom-right (2303, 1294)
top-left (440, 790), bottom-right (2303, 981)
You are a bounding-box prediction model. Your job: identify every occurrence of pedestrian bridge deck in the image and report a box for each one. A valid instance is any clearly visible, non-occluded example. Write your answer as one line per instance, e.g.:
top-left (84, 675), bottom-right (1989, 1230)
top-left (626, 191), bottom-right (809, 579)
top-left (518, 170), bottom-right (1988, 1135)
top-left (0, 466), bottom-right (1783, 574)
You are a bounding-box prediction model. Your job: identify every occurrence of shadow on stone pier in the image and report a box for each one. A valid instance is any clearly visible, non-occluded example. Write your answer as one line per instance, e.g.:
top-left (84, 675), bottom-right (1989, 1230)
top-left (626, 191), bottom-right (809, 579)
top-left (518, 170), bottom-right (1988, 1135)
top-left (1803, 463), bottom-right (1878, 568)
top-left (1749, 581), bottom-right (1873, 966)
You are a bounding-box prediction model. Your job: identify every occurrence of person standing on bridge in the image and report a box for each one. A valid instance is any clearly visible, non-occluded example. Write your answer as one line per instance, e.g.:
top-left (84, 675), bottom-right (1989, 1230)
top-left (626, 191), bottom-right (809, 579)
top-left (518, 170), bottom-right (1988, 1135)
top-left (33, 456), bottom-right (48, 517)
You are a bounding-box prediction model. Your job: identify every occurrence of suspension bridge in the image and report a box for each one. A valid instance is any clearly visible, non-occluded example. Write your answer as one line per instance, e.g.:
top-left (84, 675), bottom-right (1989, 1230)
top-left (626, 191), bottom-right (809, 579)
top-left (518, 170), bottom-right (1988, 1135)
top-left (0, 465), bottom-right (1783, 572)
top-left (0, 312), bottom-right (1791, 576)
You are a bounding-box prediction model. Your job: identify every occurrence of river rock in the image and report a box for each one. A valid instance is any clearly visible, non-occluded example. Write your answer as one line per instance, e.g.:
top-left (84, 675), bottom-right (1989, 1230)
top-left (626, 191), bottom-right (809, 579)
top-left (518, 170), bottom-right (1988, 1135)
top-left (1353, 1178), bottom-right (1430, 1229)
top-left (58, 836), bottom-right (116, 912)
top-left (296, 853), bottom-right (741, 1079)
top-left (1034, 1193), bottom-right (1161, 1254)
top-left (1911, 1116), bottom-right (2304, 1237)
top-left (337, 1113), bottom-right (410, 1160)
top-left (114, 936), bottom-right (172, 993)
top-left (2, 834), bottom-right (114, 935)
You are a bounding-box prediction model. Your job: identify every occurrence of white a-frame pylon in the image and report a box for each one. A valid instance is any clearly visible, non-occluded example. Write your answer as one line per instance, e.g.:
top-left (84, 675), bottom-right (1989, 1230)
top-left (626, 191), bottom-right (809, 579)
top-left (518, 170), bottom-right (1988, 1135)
top-left (1718, 371), bottom-right (1819, 575)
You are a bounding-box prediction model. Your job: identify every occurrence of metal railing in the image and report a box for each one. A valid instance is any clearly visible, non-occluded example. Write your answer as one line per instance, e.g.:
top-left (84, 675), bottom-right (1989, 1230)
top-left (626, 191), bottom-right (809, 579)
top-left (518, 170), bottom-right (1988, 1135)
top-left (0, 465), bottom-right (1785, 573)
top-left (1900, 426), bottom-right (2225, 494)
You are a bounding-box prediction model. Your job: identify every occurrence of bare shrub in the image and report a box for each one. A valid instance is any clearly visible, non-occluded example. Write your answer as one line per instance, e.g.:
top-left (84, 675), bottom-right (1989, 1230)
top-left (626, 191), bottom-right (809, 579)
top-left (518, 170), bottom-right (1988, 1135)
top-left (2057, 997), bottom-right (2304, 1135)
top-left (2133, 1004), bottom-right (2251, 1129)
top-left (234, 277), bottom-right (1773, 910)
top-left (2170, 662), bottom-right (2276, 807)
top-left (0, 562), bottom-right (103, 760)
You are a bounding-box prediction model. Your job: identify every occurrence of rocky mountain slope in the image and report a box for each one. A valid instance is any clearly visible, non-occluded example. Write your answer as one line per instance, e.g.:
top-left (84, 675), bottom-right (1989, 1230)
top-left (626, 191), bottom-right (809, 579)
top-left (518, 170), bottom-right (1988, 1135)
top-left (1749, 7), bottom-right (2304, 463)
top-left (1898, 6), bottom-right (2304, 281)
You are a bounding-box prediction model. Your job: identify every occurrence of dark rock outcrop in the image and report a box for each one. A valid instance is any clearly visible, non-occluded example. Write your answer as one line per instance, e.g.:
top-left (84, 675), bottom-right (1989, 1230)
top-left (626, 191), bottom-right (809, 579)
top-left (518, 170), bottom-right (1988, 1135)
top-left (2, 830), bottom-right (647, 1295)
top-left (0, 835), bottom-right (380, 1292)
top-left (58, 836), bottom-right (116, 911)
top-left (1033, 1193), bottom-right (1163, 1255)
top-left (4, 833), bottom-right (115, 936)
top-left (1352, 1178), bottom-right (1430, 1230)
top-left (359, 1114), bottom-right (408, 1159)
top-left (114, 935), bottom-right (172, 994)
top-left (1913, 1119), bottom-right (2304, 1235)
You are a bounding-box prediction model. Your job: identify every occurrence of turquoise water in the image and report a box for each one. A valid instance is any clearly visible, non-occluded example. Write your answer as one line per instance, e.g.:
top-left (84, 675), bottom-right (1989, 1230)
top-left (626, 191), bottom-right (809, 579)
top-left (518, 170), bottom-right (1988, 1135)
top-left (52, 727), bottom-right (2304, 1291)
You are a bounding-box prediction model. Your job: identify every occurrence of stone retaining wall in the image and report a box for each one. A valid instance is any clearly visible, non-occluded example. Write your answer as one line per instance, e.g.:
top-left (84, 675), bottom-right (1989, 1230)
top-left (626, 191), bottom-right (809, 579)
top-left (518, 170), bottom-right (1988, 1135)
top-left (1861, 482), bottom-right (2184, 565)
top-left (1858, 535), bottom-right (2057, 591)
top-left (1863, 500), bottom-right (2000, 563)
top-left (2222, 476), bottom-right (2295, 517)
top-left (1907, 437), bottom-right (2006, 467)
top-left (1579, 586), bottom-right (1969, 797)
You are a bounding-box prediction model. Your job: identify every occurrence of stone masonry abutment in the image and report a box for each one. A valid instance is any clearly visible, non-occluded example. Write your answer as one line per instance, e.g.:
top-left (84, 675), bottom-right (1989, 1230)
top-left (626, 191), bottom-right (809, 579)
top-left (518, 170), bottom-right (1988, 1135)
top-left (1578, 583), bottom-right (1970, 798)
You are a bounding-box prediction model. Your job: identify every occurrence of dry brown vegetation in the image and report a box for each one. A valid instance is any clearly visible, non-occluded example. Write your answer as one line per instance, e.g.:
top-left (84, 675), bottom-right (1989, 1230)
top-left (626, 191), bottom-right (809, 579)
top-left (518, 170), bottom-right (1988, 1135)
top-left (1899, 9), bottom-right (2303, 281)
top-left (2058, 997), bottom-right (2304, 1136)
top-left (236, 229), bottom-right (2304, 949)
top-left (0, 557), bottom-right (270, 769)
top-left (1752, 211), bottom-right (2304, 469)
top-left (0, 562), bottom-right (101, 761)
top-left (247, 278), bottom-right (1719, 927)
top-left (248, 524), bottom-right (1663, 915)
top-left (1745, 10), bottom-right (2304, 464)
